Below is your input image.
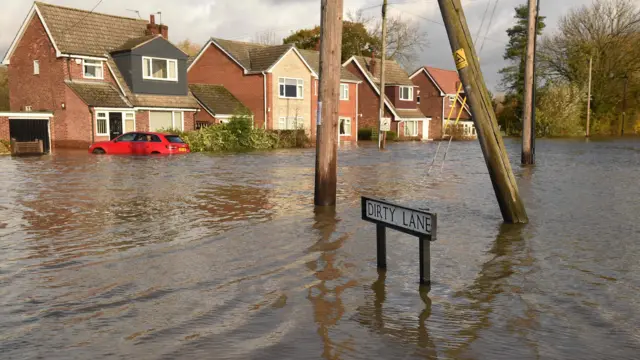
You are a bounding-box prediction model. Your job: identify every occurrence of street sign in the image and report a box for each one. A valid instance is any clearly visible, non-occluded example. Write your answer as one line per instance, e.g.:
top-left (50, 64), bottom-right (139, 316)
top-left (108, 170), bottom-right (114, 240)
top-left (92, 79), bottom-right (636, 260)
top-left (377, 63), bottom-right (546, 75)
top-left (361, 196), bottom-right (438, 285)
top-left (361, 197), bottom-right (436, 240)
top-left (380, 117), bottom-right (391, 132)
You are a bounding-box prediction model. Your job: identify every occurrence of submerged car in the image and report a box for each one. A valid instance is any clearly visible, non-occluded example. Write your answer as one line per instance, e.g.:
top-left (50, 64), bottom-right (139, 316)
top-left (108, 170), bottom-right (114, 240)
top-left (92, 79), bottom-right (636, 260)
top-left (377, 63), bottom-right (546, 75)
top-left (88, 132), bottom-right (190, 155)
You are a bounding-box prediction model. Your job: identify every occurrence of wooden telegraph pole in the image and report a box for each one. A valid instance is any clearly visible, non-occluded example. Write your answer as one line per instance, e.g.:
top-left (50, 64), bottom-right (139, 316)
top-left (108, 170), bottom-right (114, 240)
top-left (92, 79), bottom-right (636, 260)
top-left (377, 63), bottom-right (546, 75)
top-left (377, 0), bottom-right (388, 150)
top-left (437, 0), bottom-right (528, 224)
top-left (314, 0), bottom-right (344, 206)
top-left (521, 0), bottom-right (538, 165)
top-left (586, 55), bottom-right (592, 137)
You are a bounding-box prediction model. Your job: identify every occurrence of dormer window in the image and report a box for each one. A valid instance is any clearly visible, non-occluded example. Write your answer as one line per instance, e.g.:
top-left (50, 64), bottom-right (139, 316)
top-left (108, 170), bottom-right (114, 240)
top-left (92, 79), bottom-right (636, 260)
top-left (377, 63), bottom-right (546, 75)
top-left (83, 59), bottom-right (103, 79)
top-left (399, 86), bottom-right (414, 101)
top-left (143, 57), bottom-right (178, 82)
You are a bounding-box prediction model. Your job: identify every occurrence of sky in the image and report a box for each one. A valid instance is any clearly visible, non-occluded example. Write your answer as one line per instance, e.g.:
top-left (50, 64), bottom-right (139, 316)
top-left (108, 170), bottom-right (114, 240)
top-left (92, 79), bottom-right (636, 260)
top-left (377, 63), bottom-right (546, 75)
top-left (1, 0), bottom-right (593, 91)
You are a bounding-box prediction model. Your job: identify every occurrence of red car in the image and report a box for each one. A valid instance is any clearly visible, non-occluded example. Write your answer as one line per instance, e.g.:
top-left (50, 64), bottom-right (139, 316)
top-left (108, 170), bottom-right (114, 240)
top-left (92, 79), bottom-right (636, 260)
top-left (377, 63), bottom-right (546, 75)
top-left (89, 132), bottom-right (190, 155)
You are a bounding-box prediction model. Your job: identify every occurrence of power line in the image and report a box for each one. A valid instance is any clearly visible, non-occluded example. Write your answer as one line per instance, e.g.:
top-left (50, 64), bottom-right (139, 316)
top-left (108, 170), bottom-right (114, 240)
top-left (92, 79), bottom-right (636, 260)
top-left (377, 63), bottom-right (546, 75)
top-left (478, 0), bottom-right (500, 55)
top-left (59, 0), bottom-right (104, 36)
top-left (474, 0), bottom-right (492, 45)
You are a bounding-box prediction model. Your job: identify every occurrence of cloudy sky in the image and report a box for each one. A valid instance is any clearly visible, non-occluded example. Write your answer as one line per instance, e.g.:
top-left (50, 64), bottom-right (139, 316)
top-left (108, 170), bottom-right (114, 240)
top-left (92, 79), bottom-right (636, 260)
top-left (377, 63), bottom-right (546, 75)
top-left (1, 0), bottom-right (592, 91)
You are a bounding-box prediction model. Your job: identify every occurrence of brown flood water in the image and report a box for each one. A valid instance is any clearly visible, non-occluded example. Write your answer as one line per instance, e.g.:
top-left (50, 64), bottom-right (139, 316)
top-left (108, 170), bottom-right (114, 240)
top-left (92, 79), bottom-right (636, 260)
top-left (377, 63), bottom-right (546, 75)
top-left (1, 139), bottom-right (639, 359)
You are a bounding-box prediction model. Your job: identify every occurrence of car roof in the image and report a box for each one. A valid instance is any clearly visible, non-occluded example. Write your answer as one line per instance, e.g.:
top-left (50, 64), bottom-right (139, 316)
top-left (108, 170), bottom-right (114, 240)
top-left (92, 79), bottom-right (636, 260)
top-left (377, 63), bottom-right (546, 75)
top-left (124, 131), bottom-right (176, 136)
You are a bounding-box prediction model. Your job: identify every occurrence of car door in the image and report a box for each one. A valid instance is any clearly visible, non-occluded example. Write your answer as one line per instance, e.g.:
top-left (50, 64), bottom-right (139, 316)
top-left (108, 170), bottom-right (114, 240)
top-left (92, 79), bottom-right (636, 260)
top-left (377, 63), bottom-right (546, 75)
top-left (112, 133), bottom-right (136, 154)
top-left (147, 134), bottom-right (164, 154)
top-left (130, 134), bottom-right (149, 155)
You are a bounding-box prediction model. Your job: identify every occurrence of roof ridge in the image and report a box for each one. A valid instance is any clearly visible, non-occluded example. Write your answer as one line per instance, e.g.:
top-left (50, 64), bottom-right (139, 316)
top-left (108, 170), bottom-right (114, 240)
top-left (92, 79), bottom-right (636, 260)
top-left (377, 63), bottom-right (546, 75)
top-left (425, 66), bottom-right (458, 73)
top-left (35, 1), bottom-right (147, 23)
top-left (211, 37), bottom-right (269, 48)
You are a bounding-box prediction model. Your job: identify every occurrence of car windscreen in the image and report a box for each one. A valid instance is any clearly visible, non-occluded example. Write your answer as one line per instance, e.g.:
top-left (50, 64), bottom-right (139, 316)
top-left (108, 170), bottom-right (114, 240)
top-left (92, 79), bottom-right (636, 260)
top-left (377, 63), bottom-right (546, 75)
top-left (165, 135), bottom-right (185, 144)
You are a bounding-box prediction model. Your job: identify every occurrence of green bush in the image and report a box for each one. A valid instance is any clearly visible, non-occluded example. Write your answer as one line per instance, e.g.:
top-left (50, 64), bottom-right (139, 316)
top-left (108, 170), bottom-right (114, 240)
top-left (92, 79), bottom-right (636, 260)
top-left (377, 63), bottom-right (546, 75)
top-left (386, 131), bottom-right (397, 141)
top-left (158, 116), bottom-right (309, 153)
top-left (358, 127), bottom-right (374, 140)
top-left (0, 139), bottom-right (10, 155)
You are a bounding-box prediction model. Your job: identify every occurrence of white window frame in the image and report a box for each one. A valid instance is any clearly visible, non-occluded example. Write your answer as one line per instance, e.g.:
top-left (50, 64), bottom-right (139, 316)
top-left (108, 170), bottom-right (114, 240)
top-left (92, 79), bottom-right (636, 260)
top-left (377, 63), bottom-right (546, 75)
top-left (142, 56), bottom-right (178, 82)
top-left (96, 112), bottom-right (108, 136)
top-left (95, 110), bottom-right (136, 136)
top-left (404, 120), bottom-right (419, 137)
top-left (33, 60), bottom-right (39, 75)
top-left (278, 77), bottom-right (304, 99)
top-left (340, 84), bottom-right (349, 101)
top-left (83, 59), bottom-right (104, 79)
top-left (399, 86), bottom-right (414, 101)
top-left (277, 116), bottom-right (303, 130)
top-left (339, 117), bottom-right (351, 136)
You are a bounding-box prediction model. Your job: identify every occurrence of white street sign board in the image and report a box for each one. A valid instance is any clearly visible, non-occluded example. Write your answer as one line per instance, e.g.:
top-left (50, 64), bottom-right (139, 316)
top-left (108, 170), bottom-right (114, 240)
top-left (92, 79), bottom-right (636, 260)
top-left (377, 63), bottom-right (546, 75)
top-left (380, 118), bottom-right (391, 132)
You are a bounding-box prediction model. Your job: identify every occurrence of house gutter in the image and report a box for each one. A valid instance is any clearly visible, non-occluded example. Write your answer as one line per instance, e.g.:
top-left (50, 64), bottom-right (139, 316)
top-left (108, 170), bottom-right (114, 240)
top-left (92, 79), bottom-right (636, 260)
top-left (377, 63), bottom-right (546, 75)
top-left (262, 71), bottom-right (267, 129)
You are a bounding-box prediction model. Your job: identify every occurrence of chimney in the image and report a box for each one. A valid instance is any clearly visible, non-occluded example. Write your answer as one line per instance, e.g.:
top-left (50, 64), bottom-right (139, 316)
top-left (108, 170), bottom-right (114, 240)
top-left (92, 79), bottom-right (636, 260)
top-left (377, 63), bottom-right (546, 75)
top-left (146, 14), bottom-right (169, 39)
top-left (369, 57), bottom-right (377, 77)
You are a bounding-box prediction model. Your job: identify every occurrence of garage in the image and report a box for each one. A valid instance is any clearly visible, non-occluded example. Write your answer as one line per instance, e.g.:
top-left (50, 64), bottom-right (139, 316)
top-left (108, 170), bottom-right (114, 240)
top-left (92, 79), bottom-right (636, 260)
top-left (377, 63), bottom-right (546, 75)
top-left (0, 113), bottom-right (53, 153)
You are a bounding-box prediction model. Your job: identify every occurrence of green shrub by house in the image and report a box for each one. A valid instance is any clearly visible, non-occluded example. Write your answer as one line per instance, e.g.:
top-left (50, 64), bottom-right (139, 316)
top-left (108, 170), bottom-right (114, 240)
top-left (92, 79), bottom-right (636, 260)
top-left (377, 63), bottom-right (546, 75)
top-left (160, 115), bottom-right (309, 153)
top-left (0, 139), bottom-right (10, 155)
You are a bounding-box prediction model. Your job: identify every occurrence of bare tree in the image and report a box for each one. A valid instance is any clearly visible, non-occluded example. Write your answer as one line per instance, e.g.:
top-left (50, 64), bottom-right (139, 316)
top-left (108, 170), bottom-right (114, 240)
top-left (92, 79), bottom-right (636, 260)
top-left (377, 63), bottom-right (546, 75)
top-left (348, 9), bottom-right (427, 69)
top-left (176, 39), bottom-right (202, 57)
top-left (253, 29), bottom-right (280, 45)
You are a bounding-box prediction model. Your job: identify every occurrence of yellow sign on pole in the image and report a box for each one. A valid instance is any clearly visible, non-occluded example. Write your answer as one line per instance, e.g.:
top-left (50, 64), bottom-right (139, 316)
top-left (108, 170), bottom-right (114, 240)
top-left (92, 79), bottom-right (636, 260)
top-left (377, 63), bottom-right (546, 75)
top-left (454, 49), bottom-right (468, 70)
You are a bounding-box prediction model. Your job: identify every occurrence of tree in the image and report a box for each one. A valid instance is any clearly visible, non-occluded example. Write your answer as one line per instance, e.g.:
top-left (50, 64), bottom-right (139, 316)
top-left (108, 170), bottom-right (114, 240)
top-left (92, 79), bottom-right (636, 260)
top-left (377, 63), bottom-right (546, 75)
top-left (253, 29), bottom-right (280, 45)
top-left (176, 39), bottom-right (201, 57)
top-left (539, 0), bottom-right (640, 134)
top-left (499, 4), bottom-right (546, 95)
top-left (283, 11), bottom-right (426, 67)
top-left (0, 66), bottom-right (8, 111)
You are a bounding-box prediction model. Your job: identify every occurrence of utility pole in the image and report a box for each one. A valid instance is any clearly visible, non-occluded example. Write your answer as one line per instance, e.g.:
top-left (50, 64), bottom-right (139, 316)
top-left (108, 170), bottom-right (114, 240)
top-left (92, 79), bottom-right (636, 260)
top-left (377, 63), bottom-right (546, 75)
top-left (378, 0), bottom-right (388, 150)
top-left (314, 0), bottom-right (344, 207)
top-left (437, 0), bottom-right (528, 224)
top-left (586, 55), bottom-right (592, 138)
top-left (621, 74), bottom-right (628, 136)
top-left (521, 0), bottom-right (538, 165)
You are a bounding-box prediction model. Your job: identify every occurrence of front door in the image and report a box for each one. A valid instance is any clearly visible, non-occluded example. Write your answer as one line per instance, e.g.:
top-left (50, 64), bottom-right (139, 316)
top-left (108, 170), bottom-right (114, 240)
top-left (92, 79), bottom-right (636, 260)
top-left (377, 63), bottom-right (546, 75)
top-left (109, 113), bottom-right (123, 140)
top-left (422, 118), bottom-right (431, 140)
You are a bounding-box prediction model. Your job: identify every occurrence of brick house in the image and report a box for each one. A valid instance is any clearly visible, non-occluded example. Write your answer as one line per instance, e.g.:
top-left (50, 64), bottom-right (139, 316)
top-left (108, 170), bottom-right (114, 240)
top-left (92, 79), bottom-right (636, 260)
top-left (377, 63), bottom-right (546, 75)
top-left (187, 39), bottom-right (361, 141)
top-left (410, 66), bottom-right (475, 140)
top-left (0, 2), bottom-right (199, 151)
top-left (343, 56), bottom-right (430, 140)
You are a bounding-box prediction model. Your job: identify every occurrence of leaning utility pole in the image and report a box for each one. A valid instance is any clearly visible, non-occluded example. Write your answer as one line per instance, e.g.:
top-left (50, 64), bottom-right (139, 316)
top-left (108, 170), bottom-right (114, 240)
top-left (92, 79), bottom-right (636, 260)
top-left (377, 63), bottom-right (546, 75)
top-left (437, 0), bottom-right (528, 224)
top-left (377, 0), bottom-right (388, 150)
top-left (314, 0), bottom-right (344, 206)
top-left (586, 55), bottom-right (592, 138)
top-left (521, 0), bottom-right (538, 165)
top-left (621, 74), bottom-right (628, 136)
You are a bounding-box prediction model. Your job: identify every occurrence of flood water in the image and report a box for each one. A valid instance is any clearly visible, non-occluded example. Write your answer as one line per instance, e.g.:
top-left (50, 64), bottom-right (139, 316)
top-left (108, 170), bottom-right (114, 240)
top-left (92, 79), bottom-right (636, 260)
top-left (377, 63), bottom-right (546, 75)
top-left (1, 138), bottom-right (639, 359)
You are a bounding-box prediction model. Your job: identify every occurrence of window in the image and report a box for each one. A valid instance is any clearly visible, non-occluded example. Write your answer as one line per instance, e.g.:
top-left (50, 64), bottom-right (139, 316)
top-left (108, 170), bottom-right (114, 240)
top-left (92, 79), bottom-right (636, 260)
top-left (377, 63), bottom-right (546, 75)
top-left (143, 57), bottom-right (178, 81)
top-left (149, 111), bottom-right (183, 131)
top-left (279, 78), bottom-right (304, 99)
top-left (278, 117), bottom-right (303, 130)
top-left (116, 133), bottom-right (137, 142)
top-left (96, 112), bottom-right (108, 135)
top-left (33, 60), bottom-right (39, 75)
top-left (340, 84), bottom-right (349, 100)
top-left (417, 95), bottom-right (421, 104)
top-left (124, 112), bottom-right (135, 133)
top-left (165, 135), bottom-right (185, 143)
top-left (133, 134), bottom-right (161, 142)
top-left (83, 59), bottom-right (103, 79)
top-left (339, 117), bottom-right (351, 136)
top-left (404, 121), bottom-right (418, 137)
top-left (399, 86), bottom-right (414, 101)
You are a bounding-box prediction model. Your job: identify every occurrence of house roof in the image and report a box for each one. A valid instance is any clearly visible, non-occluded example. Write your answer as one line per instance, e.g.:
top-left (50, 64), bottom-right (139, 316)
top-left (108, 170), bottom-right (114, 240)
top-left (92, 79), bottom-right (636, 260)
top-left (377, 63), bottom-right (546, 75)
top-left (423, 67), bottom-right (462, 94)
top-left (189, 84), bottom-right (251, 116)
top-left (249, 44), bottom-right (294, 72)
top-left (65, 81), bottom-right (130, 107)
top-left (211, 38), bottom-right (267, 70)
top-left (297, 49), bottom-right (361, 83)
top-left (352, 56), bottom-right (414, 86)
top-left (395, 109), bottom-right (429, 119)
top-left (35, 2), bottom-right (148, 57)
top-left (111, 35), bottom-right (160, 53)
top-left (129, 94), bottom-right (200, 109)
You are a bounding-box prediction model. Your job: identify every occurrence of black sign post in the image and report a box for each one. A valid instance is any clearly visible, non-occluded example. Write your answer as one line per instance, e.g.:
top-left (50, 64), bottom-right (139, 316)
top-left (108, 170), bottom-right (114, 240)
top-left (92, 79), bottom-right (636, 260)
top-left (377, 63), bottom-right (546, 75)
top-left (361, 197), bottom-right (437, 285)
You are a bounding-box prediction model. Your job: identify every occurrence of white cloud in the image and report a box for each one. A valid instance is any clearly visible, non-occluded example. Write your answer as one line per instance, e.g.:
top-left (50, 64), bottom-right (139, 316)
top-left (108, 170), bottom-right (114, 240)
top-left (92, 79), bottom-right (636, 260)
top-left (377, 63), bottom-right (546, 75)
top-left (0, 0), bottom-right (594, 91)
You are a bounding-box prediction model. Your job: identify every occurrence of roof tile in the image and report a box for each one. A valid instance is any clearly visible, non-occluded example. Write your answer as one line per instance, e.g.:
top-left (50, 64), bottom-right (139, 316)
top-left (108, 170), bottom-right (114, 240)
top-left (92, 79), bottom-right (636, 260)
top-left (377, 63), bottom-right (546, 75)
top-left (189, 84), bottom-right (250, 116)
top-left (423, 67), bottom-right (462, 94)
top-left (65, 81), bottom-right (130, 107)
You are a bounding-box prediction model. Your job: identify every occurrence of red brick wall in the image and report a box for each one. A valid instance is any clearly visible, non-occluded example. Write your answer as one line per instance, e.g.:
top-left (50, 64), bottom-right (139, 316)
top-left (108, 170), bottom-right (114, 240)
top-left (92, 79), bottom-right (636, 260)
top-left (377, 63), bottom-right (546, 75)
top-left (184, 111), bottom-right (196, 131)
top-left (188, 44), bottom-right (265, 128)
top-left (63, 58), bottom-right (118, 87)
top-left (57, 85), bottom-right (92, 148)
top-left (412, 71), bottom-right (444, 140)
top-left (345, 62), bottom-right (394, 134)
top-left (0, 117), bottom-right (9, 142)
top-left (338, 82), bottom-right (358, 141)
top-left (195, 105), bottom-right (218, 124)
top-left (9, 14), bottom-right (65, 115)
top-left (394, 85), bottom-right (419, 110)
top-left (136, 111), bottom-right (149, 132)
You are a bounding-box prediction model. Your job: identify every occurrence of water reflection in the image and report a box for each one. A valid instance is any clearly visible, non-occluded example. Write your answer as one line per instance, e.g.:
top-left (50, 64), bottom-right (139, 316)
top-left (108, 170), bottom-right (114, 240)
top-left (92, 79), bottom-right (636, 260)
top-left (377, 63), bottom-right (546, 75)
top-left (307, 207), bottom-right (358, 360)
